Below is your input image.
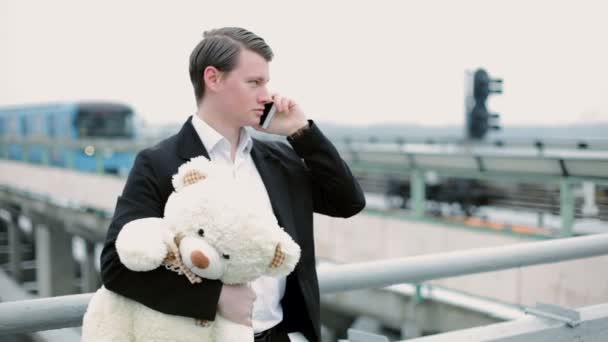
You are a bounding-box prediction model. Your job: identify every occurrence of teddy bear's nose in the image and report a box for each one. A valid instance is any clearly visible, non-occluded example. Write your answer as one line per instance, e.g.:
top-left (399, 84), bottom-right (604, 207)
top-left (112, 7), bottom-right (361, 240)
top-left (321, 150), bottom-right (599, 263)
top-left (190, 251), bottom-right (210, 269)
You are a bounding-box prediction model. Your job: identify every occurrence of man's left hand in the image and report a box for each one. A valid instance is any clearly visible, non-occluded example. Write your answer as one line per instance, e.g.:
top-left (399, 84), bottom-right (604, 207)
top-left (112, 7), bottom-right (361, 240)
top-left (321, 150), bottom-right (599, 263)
top-left (255, 94), bottom-right (308, 136)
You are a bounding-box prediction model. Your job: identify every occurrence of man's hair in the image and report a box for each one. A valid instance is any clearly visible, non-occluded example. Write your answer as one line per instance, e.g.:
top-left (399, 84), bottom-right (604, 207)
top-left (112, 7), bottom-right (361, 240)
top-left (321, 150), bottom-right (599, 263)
top-left (189, 27), bottom-right (274, 104)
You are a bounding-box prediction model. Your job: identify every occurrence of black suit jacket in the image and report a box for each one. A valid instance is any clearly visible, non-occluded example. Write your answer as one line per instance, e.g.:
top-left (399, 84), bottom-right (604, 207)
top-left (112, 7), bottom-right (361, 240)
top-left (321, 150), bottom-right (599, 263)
top-left (100, 117), bottom-right (365, 342)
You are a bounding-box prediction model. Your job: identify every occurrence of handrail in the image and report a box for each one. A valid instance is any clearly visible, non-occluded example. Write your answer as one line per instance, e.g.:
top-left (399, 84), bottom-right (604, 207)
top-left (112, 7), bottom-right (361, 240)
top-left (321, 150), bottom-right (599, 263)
top-left (2, 234), bottom-right (608, 335)
top-left (318, 233), bottom-right (608, 293)
top-left (336, 135), bottom-right (608, 151)
top-left (0, 294), bottom-right (91, 335)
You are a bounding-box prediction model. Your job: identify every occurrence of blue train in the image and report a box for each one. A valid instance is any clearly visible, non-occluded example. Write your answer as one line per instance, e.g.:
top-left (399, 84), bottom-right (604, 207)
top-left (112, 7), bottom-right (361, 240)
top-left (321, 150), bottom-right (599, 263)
top-left (0, 102), bottom-right (138, 176)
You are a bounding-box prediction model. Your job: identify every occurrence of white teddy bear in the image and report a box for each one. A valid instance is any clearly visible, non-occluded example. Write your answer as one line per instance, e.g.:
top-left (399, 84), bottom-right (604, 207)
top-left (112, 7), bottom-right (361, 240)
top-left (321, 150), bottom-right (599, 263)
top-left (82, 156), bottom-right (301, 342)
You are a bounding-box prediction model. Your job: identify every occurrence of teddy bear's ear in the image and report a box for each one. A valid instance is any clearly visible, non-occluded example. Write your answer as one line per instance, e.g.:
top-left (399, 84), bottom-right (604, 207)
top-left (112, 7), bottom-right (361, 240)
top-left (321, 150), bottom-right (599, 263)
top-left (266, 232), bottom-right (301, 276)
top-left (172, 156), bottom-right (212, 192)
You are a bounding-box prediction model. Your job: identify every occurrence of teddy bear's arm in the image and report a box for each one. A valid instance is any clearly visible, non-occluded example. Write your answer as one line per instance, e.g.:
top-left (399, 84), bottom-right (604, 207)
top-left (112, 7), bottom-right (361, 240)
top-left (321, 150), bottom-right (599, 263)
top-left (116, 217), bottom-right (171, 271)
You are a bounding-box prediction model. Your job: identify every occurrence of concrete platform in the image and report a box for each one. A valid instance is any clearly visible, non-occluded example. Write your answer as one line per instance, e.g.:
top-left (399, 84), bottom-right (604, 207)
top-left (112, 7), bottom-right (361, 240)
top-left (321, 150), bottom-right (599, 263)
top-left (314, 212), bottom-right (608, 310)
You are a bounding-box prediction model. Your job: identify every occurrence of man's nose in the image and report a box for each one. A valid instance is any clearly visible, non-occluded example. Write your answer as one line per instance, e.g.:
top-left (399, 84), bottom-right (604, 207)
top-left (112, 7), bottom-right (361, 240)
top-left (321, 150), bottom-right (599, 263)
top-left (259, 87), bottom-right (272, 103)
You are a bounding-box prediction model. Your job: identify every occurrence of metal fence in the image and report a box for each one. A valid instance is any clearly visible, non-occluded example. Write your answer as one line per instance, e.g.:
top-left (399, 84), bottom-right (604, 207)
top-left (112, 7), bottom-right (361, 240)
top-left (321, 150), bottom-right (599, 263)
top-left (2, 234), bottom-right (608, 339)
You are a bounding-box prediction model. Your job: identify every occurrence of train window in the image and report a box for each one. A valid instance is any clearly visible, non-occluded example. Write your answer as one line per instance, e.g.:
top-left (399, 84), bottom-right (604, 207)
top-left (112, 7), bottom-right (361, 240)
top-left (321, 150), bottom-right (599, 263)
top-left (47, 115), bottom-right (56, 137)
top-left (34, 115), bottom-right (44, 135)
top-left (9, 117), bottom-right (19, 134)
top-left (75, 107), bottom-right (134, 138)
top-left (64, 116), bottom-right (71, 137)
top-left (20, 116), bottom-right (28, 136)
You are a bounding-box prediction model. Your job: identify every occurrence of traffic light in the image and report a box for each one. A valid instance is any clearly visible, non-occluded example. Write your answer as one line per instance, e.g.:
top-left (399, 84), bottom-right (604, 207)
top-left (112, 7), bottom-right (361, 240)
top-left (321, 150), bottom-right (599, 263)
top-left (466, 68), bottom-right (503, 140)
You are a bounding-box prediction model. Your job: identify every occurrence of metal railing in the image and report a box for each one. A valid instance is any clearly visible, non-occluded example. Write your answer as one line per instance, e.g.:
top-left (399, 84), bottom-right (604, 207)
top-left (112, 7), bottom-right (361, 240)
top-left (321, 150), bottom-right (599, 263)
top-left (3, 136), bottom-right (608, 237)
top-left (336, 139), bottom-right (608, 237)
top-left (335, 135), bottom-right (608, 152)
top-left (2, 233), bottom-right (608, 335)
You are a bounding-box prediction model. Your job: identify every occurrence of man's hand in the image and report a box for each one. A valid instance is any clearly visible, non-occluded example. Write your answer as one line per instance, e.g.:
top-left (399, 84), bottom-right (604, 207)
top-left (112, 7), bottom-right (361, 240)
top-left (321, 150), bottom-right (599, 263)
top-left (256, 93), bottom-right (308, 136)
top-left (217, 284), bottom-right (256, 326)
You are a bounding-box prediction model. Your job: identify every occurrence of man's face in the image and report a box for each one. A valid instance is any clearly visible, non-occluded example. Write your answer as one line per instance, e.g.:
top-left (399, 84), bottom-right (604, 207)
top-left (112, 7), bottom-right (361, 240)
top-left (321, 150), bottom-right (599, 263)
top-left (214, 49), bottom-right (271, 128)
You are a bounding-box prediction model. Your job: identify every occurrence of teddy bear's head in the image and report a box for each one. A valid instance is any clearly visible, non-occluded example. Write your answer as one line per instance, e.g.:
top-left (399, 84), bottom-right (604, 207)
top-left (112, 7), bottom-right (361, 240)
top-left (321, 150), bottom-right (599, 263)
top-left (160, 156), bottom-right (300, 284)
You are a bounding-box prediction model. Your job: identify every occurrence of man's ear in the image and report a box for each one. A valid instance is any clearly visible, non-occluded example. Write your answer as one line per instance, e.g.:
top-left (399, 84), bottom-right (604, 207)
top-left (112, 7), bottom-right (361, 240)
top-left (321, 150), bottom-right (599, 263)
top-left (203, 66), bottom-right (223, 91)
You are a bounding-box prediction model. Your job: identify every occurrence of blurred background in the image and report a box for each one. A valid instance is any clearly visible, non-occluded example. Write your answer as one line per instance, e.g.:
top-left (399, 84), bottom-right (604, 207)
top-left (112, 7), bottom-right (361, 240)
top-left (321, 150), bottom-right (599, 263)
top-left (2, 1), bottom-right (608, 341)
top-left (2, 0), bottom-right (607, 130)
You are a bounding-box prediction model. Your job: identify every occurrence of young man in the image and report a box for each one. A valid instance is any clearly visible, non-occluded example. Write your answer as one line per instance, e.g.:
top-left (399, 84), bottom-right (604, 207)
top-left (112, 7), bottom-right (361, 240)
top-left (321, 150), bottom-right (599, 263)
top-left (100, 27), bottom-right (365, 342)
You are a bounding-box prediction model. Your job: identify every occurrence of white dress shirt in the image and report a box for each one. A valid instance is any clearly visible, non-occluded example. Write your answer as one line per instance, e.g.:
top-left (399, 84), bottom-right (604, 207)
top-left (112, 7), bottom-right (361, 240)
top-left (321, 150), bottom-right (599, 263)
top-left (191, 114), bottom-right (286, 333)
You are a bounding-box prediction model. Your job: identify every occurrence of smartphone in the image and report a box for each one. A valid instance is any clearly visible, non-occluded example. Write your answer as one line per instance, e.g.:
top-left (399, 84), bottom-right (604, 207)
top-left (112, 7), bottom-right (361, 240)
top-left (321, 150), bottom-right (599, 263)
top-left (260, 102), bottom-right (277, 129)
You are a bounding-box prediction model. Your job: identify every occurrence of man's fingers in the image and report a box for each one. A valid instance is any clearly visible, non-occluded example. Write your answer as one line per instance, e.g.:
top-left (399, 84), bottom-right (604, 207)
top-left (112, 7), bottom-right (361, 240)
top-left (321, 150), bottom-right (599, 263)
top-left (271, 93), bottom-right (292, 113)
top-left (280, 97), bottom-right (290, 113)
top-left (287, 98), bottom-right (297, 111)
top-left (217, 283), bottom-right (257, 326)
top-left (274, 96), bottom-right (283, 112)
top-left (271, 94), bottom-right (281, 107)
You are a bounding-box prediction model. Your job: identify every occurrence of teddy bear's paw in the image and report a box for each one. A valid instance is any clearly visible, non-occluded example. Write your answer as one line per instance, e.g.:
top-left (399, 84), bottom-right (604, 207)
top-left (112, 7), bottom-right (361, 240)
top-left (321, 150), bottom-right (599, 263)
top-left (269, 244), bottom-right (285, 269)
top-left (116, 218), bottom-right (170, 271)
top-left (267, 235), bottom-right (301, 277)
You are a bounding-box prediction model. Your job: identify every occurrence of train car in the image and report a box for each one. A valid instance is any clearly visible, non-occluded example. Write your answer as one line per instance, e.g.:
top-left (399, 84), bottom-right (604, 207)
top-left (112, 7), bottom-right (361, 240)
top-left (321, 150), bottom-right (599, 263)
top-left (0, 101), bottom-right (137, 176)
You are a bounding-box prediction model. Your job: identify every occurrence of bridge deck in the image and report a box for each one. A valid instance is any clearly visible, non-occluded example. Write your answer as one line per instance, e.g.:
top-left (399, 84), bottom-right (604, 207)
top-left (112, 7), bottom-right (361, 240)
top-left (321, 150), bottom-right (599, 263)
top-left (0, 160), bottom-right (124, 213)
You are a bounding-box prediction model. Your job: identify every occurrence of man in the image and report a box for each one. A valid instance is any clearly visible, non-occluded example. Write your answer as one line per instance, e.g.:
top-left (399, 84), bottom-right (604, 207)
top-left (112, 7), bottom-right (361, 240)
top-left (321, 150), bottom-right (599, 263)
top-left (100, 27), bottom-right (365, 342)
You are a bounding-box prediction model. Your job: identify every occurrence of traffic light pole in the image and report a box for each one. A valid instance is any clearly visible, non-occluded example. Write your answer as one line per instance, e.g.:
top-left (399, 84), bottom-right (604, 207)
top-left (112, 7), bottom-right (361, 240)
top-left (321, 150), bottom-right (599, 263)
top-left (465, 68), bottom-right (503, 141)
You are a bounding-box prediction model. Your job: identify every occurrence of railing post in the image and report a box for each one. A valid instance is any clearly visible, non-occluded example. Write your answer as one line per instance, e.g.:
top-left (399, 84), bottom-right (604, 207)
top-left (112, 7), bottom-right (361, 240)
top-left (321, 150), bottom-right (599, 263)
top-left (7, 211), bottom-right (23, 282)
top-left (560, 178), bottom-right (575, 237)
top-left (411, 169), bottom-right (425, 218)
top-left (34, 219), bottom-right (77, 297)
top-left (81, 239), bottom-right (100, 292)
top-left (402, 284), bottom-right (424, 339)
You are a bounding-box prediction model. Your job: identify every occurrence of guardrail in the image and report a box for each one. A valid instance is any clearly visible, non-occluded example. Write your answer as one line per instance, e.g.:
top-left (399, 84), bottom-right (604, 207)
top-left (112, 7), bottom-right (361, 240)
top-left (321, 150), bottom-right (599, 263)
top-left (334, 138), bottom-right (608, 236)
top-left (2, 233), bottom-right (608, 335)
top-left (335, 135), bottom-right (608, 151)
top-left (3, 135), bottom-right (608, 236)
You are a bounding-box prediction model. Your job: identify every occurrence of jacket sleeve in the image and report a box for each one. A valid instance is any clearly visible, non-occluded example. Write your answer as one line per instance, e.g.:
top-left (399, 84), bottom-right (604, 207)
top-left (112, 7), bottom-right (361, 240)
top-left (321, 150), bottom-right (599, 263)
top-left (287, 120), bottom-right (366, 218)
top-left (100, 149), bottom-right (223, 320)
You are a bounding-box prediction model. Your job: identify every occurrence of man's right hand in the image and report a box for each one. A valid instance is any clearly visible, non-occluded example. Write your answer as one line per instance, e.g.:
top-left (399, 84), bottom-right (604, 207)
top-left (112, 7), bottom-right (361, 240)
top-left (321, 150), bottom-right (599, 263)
top-left (217, 284), bottom-right (256, 326)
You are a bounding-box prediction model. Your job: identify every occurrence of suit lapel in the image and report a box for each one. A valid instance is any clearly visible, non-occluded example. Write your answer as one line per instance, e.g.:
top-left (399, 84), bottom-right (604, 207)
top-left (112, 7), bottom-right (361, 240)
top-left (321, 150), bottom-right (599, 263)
top-left (177, 116), bottom-right (210, 161)
top-left (251, 141), bottom-right (299, 243)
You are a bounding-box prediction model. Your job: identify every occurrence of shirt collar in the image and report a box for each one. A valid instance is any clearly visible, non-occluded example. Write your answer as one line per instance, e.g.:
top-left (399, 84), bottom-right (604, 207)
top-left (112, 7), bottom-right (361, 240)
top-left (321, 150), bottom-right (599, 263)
top-left (191, 114), bottom-right (253, 156)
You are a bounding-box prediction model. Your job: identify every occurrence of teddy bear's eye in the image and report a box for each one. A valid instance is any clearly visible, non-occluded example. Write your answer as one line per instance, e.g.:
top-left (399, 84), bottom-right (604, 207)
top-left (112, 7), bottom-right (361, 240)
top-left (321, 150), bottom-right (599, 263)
top-left (222, 253), bottom-right (230, 260)
top-left (197, 229), bottom-right (205, 237)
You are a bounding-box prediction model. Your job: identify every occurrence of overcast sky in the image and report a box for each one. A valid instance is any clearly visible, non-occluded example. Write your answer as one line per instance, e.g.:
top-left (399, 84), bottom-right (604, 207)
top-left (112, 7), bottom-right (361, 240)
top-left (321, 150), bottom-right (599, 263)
top-left (2, 0), bottom-right (607, 127)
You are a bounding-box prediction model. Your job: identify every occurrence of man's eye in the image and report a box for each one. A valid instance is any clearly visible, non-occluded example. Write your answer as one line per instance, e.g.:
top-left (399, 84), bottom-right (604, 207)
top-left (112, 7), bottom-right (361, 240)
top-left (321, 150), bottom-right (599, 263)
top-left (222, 253), bottom-right (230, 260)
top-left (197, 229), bottom-right (205, 237)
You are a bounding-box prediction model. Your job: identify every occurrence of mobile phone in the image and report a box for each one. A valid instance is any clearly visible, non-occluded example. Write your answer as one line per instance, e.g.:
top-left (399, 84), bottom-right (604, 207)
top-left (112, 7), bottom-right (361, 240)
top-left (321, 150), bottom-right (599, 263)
top-left (260, 102), bottom-right (277, 129)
